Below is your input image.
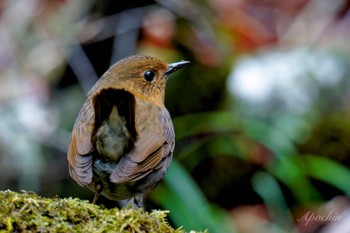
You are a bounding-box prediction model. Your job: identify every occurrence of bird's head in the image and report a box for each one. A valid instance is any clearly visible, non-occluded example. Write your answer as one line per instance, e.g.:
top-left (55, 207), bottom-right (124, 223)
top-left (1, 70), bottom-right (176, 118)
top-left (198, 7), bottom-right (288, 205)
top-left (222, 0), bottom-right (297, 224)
top-left (95, 55), bottom-right (190, 106)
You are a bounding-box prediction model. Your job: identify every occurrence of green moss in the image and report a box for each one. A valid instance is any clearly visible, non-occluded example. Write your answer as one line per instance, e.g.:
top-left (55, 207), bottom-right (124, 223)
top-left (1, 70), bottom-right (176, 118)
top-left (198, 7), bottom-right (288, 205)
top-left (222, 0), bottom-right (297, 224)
top-left (0, 190), bottom-right (205, 233)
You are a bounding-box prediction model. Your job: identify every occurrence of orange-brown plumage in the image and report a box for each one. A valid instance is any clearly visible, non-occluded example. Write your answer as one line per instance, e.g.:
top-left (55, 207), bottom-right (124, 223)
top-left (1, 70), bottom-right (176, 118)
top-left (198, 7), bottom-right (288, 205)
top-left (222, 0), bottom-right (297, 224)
top-left (67, 55), bottom-right (189, 207)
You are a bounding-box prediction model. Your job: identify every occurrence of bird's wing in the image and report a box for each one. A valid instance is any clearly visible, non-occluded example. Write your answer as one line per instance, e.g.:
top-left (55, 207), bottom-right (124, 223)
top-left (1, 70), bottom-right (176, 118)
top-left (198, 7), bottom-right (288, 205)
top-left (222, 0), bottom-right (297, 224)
top-left (110, 109), bottom-right (175, 183)
top-left (67, 100), bottom-right (95, 186)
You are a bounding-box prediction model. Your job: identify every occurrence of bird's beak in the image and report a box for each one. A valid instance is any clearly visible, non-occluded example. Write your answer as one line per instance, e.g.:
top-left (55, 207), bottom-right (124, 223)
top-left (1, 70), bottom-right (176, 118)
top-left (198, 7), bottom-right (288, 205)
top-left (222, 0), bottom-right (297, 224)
top-left (164, 60), bottom-right (190, 76)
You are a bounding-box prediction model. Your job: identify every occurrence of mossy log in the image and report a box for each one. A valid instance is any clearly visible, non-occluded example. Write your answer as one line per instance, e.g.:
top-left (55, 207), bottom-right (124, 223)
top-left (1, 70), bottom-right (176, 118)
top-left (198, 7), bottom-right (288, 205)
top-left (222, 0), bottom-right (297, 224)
top-left (0, 190), bottom-right (204, 233)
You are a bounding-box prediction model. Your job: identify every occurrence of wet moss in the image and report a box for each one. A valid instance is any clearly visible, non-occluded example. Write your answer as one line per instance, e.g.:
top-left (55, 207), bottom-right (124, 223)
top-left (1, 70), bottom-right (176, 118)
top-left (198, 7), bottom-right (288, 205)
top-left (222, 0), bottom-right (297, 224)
top-left (0, 190), bottom-right (205, 233)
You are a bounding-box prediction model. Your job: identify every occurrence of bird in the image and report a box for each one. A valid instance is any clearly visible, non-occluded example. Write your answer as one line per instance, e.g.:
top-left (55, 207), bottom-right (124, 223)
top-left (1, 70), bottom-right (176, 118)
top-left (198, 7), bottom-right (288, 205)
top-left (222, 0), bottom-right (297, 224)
top-left (67, 55), bottom-right (190, 208)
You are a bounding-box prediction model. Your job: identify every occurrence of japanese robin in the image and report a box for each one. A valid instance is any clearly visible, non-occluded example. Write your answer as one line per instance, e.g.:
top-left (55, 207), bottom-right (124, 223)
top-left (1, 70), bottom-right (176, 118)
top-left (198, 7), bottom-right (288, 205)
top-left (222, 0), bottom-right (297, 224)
top-left (67, 55), bottom-right (189, 208)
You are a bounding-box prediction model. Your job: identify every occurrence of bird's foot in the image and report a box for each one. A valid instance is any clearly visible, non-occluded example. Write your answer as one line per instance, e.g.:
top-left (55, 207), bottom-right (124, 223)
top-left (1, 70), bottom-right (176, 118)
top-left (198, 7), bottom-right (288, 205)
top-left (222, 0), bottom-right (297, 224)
top-left (92, 184), bottom-right (102, 204)
top-left (134, 193), bottom-right (143, 210)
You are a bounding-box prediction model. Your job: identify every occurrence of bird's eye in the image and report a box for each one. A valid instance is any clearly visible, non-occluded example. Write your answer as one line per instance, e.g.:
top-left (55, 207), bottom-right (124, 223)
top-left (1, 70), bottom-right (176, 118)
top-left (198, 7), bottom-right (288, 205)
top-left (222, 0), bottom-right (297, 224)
top-left (143, 70), bottom-right (155, 82)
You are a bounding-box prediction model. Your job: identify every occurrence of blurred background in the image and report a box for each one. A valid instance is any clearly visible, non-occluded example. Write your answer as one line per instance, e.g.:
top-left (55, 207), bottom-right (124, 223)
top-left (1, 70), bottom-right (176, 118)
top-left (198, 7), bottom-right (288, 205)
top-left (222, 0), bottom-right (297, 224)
top-left (1, 0), bottom-right (350, 232)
